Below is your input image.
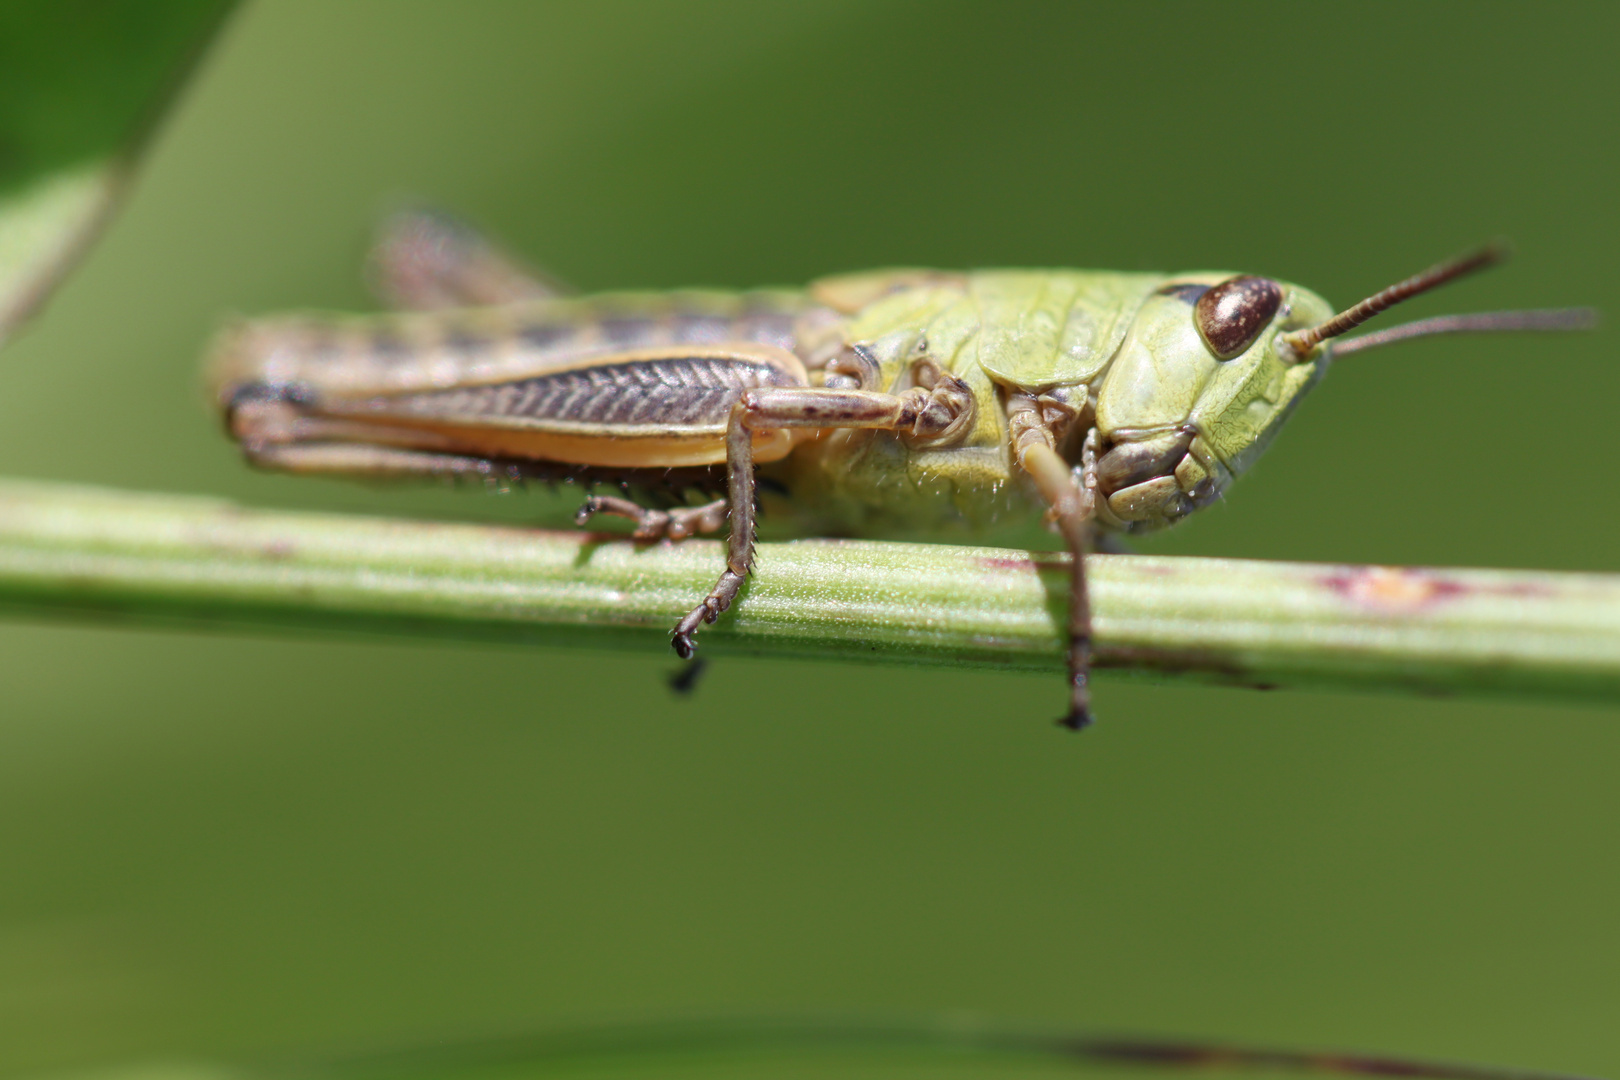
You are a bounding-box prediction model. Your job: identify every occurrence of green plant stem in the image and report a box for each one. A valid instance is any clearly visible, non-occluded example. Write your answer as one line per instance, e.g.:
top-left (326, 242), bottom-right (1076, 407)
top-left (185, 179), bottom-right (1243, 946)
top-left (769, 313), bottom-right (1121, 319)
top-left (0, 477), bottom-right (1616, 702)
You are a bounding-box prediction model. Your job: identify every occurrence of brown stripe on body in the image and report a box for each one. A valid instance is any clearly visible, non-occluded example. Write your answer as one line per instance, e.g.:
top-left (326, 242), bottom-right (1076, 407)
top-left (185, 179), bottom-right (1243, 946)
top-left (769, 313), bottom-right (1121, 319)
top-left (735, 292), bottom-right (804, 351)
top-left (209, 289), bottom-right (832, 404)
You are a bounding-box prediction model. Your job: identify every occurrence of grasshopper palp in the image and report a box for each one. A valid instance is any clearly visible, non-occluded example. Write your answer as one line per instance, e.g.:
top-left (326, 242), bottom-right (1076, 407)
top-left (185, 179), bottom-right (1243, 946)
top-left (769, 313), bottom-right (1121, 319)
top-left (209, 214), bottom-right (1595, 729)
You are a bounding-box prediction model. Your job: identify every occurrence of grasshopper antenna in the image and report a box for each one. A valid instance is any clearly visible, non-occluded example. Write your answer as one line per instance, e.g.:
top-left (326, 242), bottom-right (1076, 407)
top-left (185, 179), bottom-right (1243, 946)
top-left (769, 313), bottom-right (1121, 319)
top-left (1275, 241), bottom-right (1592, 359)
top-left (1329, 307), bottom-right (1597, 356)
top-left (1279, 242), bottom-right (1508, 356)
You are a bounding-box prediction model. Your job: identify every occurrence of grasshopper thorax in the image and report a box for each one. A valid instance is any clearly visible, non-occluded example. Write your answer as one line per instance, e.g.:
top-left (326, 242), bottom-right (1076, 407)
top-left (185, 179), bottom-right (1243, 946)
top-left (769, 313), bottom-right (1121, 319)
top-left (1088, 274), bottom-right (1334, 532)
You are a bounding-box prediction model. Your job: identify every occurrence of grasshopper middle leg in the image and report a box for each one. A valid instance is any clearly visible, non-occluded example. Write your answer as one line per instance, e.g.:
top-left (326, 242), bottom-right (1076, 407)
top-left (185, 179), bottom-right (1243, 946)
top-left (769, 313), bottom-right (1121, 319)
top-left (672, 381), bottom-right (973, 658)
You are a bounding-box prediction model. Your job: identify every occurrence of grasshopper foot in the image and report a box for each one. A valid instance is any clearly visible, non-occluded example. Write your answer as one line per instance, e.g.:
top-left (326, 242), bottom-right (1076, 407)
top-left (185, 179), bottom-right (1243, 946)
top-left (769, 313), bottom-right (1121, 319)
top-left (1057, 669), bottom-right (1096, 732)
top-left (671, 568), bottom-right (746, 658)
top-left (671, 627), bottom-right (698, 659)
top-left (575, 495), bottom-right (728, 541)
top-left (671, 601), bottom-right (715, 658)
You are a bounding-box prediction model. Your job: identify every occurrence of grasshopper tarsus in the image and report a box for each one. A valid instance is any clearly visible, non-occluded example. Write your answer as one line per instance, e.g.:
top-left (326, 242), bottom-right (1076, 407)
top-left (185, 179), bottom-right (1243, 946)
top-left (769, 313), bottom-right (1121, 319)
top-left (673, 568), bottom-right (745, 657)
top-left (672, 603), bottom-right (714, 657)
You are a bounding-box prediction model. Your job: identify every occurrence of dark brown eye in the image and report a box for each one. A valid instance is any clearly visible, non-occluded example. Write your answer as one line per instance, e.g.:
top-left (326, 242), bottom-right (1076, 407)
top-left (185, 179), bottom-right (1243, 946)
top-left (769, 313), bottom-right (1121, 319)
top-left (1194, 275), bottom-right (1283, 359)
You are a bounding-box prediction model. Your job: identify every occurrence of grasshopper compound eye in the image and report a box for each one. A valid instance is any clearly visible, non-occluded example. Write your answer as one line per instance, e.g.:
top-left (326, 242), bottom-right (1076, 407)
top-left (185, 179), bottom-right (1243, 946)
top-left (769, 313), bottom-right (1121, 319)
top-left (1194, 275), bottom-right (1283, 359)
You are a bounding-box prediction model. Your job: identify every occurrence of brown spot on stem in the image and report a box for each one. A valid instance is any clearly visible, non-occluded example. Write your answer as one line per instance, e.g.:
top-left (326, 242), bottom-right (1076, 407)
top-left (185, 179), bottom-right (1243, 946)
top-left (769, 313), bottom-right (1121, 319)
top-left (975, 552), bottom-right (1069, 573)
top-left (977, 554), bottom-right (1040, 571)
top-left (1321, 566), bottom-right (1466, 610)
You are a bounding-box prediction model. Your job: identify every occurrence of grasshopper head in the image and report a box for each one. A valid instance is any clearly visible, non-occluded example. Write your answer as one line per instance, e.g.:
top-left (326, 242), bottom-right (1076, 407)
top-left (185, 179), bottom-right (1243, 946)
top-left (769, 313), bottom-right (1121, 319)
top-left (1086, 243), bottom-right (1594, 533)
top-left (1089, 273), bottom-right (1333, 532)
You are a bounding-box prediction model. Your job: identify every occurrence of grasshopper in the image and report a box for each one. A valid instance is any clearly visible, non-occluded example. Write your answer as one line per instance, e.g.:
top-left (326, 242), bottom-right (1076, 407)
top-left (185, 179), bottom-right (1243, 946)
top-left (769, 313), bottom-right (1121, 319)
top-left (209, 214), bottom-right (1592, 729)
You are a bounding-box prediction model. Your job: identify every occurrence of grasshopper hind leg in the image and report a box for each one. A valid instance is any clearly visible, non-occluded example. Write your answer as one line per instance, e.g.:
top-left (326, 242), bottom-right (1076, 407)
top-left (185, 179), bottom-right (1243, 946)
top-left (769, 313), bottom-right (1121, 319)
top-left (227, 393), bottom-right (732, 507)
top-left (368, 208), bottom-right (570, 311)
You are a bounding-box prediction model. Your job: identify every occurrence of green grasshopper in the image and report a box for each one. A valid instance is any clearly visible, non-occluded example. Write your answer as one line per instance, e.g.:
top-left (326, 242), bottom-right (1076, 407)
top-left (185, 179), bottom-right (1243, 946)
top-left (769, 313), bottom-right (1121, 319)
top-left (209, 214), bottom-right (1592, 728)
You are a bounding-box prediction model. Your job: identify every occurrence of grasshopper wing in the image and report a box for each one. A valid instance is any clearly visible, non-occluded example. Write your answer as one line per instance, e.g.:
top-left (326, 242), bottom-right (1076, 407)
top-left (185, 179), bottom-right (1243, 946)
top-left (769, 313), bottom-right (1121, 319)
top-left (245, 343), bottom-right (811, 470)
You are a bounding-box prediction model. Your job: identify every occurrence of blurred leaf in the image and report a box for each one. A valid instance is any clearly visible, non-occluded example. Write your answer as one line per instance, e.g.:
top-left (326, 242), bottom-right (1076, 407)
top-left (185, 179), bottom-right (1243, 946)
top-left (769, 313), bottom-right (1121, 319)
top-left (0, 0), bottom-right (235, 342)
top-left (50, 1017), bottom-right (1602, 1080)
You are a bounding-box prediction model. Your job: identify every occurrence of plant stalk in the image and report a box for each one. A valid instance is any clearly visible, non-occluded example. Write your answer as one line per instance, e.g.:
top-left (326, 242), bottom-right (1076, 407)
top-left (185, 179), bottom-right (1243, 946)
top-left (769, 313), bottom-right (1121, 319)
top-left (0, 477), bottom-right (1616, 702)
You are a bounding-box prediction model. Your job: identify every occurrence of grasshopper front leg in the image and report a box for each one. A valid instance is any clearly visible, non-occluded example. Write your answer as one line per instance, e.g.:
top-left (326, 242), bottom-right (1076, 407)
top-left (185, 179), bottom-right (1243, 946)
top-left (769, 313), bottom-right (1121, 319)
top-left (672, 380), bottom-right (973, 658)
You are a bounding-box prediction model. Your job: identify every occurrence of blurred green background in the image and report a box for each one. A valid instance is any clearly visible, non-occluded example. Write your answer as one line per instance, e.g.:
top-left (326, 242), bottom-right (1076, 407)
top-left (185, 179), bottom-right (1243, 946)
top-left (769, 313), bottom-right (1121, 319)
top-left (0, 1), bottom-right (1616, 1076)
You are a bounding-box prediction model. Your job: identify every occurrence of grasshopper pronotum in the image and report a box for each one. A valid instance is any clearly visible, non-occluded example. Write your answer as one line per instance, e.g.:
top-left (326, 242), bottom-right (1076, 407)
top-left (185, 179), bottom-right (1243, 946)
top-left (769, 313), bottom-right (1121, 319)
top-left (209, 214), bottom-right (1592, 728)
